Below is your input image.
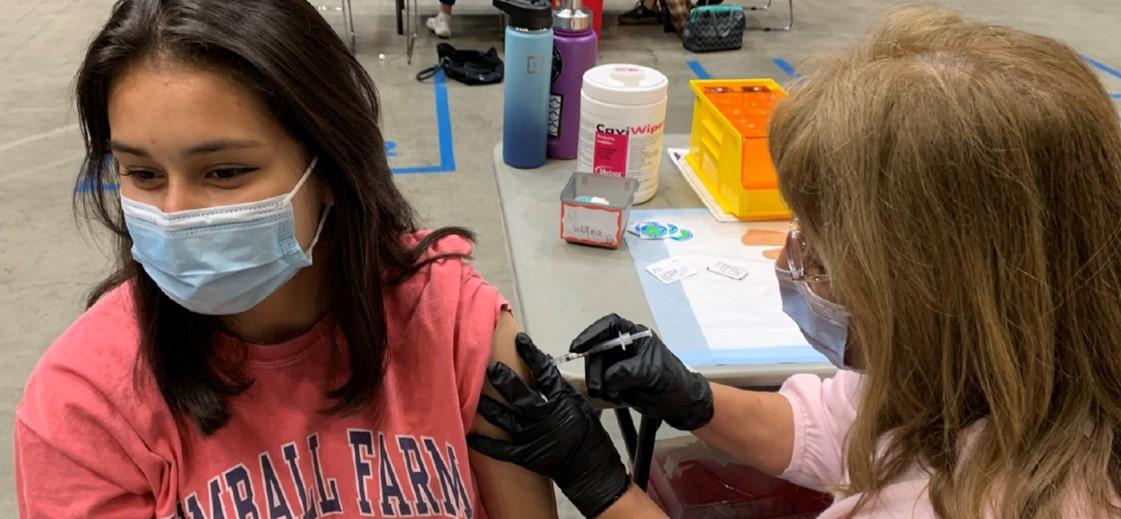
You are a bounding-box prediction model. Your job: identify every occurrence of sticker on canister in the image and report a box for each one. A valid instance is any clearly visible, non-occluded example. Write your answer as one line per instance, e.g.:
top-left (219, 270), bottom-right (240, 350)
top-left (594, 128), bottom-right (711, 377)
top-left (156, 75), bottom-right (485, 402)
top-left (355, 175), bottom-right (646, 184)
top-left (576, 64), bottom-right (668, 205)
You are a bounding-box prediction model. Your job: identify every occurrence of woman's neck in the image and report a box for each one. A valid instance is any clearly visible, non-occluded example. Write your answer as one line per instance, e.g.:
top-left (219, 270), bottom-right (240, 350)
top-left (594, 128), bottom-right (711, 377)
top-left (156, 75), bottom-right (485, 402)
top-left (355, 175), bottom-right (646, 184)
top-left (220, 258), bottom-right (330, 345)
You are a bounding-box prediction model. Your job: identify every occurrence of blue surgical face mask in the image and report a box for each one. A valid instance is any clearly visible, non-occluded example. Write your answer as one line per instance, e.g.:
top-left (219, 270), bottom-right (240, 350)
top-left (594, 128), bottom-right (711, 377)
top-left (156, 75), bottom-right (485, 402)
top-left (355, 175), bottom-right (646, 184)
top-left (775, 265), bottom-right (856, 371)
top-left (120, 157), bottom-right (330, 315)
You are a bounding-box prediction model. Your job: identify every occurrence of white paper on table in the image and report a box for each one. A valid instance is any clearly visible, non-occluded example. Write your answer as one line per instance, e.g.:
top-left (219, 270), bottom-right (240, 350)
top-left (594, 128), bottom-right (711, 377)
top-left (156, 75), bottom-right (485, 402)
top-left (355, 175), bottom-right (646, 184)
top-left (657, 215), bottom-right (809, 351)
top-left (645, 257), bottom-right (698, 284)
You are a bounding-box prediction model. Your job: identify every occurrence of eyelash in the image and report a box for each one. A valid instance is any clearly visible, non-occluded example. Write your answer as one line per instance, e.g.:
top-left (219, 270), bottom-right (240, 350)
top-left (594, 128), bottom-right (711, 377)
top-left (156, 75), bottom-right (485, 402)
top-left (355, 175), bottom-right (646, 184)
top-left (120, 169), bottom-right (161, 181)
top-left (207, 167), bottom-right (258, 181)
top-left (119, 167), bottom-right (258, 182)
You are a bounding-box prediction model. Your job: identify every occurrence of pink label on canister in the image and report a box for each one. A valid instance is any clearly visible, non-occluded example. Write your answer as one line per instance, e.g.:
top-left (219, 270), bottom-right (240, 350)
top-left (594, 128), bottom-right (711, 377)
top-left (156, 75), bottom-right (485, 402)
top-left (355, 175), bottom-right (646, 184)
top-left (593, 130), bottom-right (628, 177)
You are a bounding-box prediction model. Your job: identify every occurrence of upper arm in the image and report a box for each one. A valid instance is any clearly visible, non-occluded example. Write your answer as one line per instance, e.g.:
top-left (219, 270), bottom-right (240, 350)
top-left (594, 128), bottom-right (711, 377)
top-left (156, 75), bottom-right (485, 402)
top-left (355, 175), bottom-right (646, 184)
top-left (14, 288), bottom-right (164, 516)
top-left (468, 311), bottom-right (559, 519)
top-left (15, 328), bottom-right (163, 518)
top-left (15, 417), bottom-right (155, 518)
top-left (470, 310), bottom-right (533, 439)
top-left (777, 371), bottom-right (862, 491)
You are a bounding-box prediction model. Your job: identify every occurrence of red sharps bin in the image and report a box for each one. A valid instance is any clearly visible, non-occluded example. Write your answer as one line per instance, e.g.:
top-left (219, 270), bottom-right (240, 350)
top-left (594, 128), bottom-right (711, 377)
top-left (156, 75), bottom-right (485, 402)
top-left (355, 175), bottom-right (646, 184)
top-left (647, 437), bottom-right (833, 518)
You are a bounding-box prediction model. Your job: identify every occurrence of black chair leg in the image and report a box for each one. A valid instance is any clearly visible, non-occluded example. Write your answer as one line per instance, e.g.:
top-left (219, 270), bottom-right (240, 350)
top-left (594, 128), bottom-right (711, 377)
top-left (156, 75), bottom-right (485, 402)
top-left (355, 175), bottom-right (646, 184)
top-left (632, 416), bottom-right (661, 490)
top-left (614, 408), bottom-right (639, 462)
top-left (396, 0), bottom-right (405, 35)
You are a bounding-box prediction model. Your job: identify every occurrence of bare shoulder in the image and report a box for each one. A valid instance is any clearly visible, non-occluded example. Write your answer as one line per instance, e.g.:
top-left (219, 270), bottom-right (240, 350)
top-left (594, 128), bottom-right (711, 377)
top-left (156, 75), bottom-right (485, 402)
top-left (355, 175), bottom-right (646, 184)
top-left (468, 310), bottom-right (560, 518)
top-left (471, 310), bottom-right (532, 436)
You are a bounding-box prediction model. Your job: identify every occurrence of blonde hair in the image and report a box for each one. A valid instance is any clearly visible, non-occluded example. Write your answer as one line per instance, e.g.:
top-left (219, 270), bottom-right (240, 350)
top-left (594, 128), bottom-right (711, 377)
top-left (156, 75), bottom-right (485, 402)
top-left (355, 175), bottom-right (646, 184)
top-left (770, 6), bottom-right (1121, 518)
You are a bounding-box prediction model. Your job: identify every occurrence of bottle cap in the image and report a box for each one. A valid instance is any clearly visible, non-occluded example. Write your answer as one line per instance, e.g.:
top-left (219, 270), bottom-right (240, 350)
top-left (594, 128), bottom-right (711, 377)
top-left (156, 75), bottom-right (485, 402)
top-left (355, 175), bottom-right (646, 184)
top-left (494, 0), bottom-right (554, 31)
top-left (553, 0), bottom-right (592, 32)
top-left (582, 64), bottom-right (669, 105)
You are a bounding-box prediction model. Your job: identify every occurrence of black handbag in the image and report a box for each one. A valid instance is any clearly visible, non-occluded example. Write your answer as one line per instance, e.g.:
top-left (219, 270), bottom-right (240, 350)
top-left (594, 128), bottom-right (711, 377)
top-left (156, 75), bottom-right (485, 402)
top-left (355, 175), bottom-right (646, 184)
top-left (682, 5), bottom-right (745, 53)
top-left (416, 43), bottom-right (503, 85)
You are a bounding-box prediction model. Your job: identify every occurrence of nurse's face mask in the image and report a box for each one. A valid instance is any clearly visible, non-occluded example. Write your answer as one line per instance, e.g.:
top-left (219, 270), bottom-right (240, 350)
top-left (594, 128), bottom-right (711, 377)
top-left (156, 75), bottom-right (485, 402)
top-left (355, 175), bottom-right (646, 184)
top-left (775, 222), bottom-right (857, 371)
top-left (120, 156), bottom-right (329, 316)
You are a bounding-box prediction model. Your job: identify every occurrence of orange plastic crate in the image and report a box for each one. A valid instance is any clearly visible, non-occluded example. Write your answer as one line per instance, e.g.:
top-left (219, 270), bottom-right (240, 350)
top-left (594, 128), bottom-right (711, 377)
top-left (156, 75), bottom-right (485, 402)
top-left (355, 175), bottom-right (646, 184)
top-left (686, 79), bottom-right (791, 220)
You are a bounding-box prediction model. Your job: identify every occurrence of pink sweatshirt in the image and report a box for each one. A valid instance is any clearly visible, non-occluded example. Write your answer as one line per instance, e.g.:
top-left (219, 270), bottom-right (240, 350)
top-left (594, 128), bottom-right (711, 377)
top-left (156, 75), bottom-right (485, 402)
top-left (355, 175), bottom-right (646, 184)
top-left (15, 234), bottom-right (505, 519)
top-left (778, 371), bottom-right (1100, 518)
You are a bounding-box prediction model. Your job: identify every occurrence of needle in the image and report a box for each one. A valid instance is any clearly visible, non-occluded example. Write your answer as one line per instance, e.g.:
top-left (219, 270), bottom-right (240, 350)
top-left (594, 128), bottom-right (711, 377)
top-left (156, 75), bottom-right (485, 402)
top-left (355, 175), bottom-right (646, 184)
top-left (552, 330), bottom-right (654, 365)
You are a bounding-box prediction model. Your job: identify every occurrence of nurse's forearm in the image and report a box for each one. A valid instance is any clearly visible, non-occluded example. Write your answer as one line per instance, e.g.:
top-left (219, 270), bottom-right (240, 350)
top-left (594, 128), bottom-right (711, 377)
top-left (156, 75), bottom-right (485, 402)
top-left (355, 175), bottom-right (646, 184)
top-left (593, 484), bottom-right (667, 519)
top-left (691, 383), bottom-right (794, 476)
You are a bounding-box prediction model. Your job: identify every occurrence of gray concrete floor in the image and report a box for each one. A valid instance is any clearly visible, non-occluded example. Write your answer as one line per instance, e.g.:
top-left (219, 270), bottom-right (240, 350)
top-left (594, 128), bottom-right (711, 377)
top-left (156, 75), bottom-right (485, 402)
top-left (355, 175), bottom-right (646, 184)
top-left (1, 0), bottom-right (1119, 515)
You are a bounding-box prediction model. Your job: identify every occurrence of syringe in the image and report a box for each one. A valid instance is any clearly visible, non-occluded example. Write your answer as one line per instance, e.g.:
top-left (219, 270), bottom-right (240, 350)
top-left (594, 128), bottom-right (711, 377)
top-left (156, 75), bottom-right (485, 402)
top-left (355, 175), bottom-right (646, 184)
top-left (552, 330), bottom-right (654, 365)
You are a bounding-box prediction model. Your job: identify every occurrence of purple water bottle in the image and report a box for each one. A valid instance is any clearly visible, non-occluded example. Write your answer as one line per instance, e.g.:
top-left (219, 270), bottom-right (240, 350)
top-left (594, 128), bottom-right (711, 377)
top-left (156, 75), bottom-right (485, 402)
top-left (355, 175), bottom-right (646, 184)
top-left (547, 0), bottom-right (597, 160)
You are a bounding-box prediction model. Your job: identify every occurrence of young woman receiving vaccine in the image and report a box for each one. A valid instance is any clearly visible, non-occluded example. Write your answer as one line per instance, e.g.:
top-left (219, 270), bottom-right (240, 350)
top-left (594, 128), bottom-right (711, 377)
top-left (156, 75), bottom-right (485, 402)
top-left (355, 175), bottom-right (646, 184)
top-left (468, 7), bottom-right (1121, 519)
top-left (12, 1), bottom-right (651, 516)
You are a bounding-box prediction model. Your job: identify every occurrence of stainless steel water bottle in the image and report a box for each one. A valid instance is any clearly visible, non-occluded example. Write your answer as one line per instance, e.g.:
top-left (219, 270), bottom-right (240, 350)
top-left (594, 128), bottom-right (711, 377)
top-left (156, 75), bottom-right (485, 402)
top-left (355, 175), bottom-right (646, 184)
top-left (495, 0), bottom-right (554, 169)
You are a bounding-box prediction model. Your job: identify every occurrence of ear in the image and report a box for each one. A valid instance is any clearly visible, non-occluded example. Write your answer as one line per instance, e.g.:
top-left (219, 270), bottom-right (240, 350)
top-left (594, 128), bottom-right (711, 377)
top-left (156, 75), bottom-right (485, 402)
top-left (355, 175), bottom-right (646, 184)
top-left (314, 172), bottom-right (334, 207)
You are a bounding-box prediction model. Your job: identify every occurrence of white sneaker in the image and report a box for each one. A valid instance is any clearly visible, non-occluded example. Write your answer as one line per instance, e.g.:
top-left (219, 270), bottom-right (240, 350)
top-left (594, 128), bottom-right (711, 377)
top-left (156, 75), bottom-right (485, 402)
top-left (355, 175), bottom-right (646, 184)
top-left (426, 13), bottom-right (452, 38)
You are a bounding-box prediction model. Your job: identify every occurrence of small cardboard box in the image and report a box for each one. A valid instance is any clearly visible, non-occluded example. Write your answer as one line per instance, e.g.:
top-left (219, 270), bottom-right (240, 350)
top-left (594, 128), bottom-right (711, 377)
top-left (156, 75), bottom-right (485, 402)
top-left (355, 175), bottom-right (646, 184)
top-left (560, 172), bottom-right (638, 249)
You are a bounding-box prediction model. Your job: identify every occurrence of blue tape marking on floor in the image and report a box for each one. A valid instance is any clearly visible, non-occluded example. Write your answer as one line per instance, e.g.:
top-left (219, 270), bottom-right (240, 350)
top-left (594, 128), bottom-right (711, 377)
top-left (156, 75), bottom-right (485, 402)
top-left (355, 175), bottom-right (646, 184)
top-left (689, 58), bottom-right (801, 81)
top-left (1079, 55), bottom-right (1121, 101)
top-left (385, 141), bottom-right (398, 157)
top-left (434, 69), bottom-right (455, 171)
top-left (686, 60), bottom-right (712, 79)
top-left (1083, 55), bottom-right (1121, 80)
top-left (391, 69), bottom-right (456, 174)
top-left (772, 57), bottom-right (800, 79)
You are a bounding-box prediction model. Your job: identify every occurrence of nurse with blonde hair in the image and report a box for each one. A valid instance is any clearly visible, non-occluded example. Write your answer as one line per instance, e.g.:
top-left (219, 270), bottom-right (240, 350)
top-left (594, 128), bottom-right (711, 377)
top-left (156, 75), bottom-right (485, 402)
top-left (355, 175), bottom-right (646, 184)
top-left (468, 7), bottom-right (1121, 518)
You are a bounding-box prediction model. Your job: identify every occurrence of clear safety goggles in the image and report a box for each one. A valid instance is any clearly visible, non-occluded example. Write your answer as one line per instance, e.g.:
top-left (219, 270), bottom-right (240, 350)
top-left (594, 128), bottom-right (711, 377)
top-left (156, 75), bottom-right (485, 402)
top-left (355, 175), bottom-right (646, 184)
top-left (786, 221), bottom-right (831, 297)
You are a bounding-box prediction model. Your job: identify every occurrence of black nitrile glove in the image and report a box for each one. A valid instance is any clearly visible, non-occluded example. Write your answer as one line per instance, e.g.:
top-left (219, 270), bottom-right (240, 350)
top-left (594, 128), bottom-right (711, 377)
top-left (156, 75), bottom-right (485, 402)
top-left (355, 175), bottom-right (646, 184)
top-left (467, 333), bottom-right (630, 518)
top-left (571, 314), bottom-right (714, 431)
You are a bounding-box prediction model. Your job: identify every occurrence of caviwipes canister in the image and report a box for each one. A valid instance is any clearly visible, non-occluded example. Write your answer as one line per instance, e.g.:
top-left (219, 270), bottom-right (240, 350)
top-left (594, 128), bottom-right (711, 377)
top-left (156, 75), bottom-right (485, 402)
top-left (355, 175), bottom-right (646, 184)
top-left (576, 64), bottom-right (668, 204)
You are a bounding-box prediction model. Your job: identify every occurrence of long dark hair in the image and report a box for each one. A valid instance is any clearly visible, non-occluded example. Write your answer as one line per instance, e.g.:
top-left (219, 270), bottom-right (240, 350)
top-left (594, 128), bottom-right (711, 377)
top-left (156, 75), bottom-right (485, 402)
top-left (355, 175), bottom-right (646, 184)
top-left (76, 0), bottom-right (471, 434)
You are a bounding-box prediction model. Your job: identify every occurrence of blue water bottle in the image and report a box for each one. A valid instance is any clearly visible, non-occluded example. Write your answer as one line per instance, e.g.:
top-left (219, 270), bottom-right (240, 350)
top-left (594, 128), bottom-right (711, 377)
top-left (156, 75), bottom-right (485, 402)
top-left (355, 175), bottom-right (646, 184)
top-left (495, 0), bottom-right (554, 169)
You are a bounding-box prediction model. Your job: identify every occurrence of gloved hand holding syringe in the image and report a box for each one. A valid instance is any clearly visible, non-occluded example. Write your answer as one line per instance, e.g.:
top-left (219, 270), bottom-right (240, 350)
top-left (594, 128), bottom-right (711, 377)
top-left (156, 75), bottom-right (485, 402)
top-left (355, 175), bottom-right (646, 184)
top-left (551, 329), bottom-right (654, 365)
